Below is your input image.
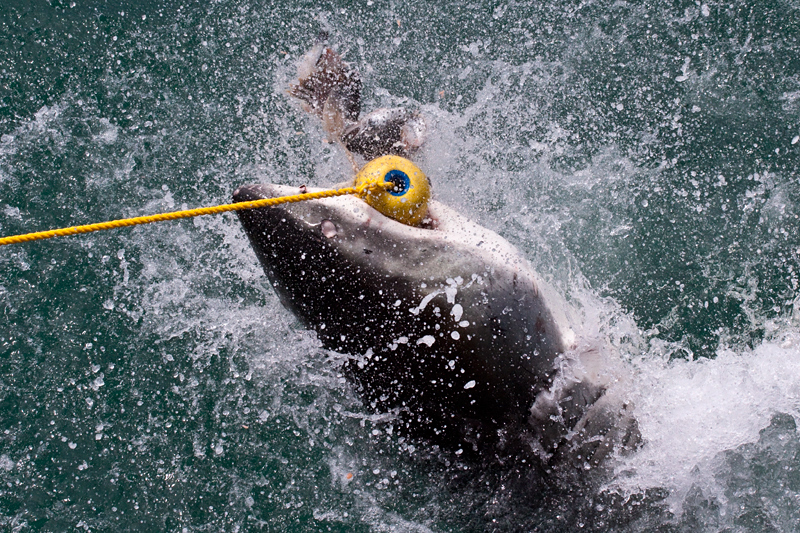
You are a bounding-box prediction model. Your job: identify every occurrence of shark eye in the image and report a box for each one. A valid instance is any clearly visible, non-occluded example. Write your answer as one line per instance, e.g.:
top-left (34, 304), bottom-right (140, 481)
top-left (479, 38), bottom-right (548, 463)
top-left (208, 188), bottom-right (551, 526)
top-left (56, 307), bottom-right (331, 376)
top-left (321, 220), bottom-right (337, 238)
top-left (384, 169), bottom-right (410, 196)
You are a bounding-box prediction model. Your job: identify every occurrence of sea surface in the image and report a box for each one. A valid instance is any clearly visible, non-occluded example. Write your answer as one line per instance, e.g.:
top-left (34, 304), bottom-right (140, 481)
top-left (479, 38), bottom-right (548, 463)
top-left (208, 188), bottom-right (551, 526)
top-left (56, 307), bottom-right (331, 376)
top-left (2, 0), bottom-right (800, 531)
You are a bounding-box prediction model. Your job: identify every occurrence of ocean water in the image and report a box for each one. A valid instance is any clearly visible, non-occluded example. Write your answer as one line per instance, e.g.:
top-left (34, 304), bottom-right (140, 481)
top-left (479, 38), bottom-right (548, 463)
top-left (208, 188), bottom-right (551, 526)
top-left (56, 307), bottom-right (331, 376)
top-left (1, 0), bottom-right (800, 531)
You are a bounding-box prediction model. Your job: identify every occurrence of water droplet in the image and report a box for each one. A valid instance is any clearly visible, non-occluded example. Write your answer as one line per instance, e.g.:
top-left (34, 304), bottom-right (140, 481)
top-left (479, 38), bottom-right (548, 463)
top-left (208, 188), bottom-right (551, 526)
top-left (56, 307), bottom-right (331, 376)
top-left (416, 335), bottom-right (435, 347)
top-left (321, 220), bottom-right (337, 238)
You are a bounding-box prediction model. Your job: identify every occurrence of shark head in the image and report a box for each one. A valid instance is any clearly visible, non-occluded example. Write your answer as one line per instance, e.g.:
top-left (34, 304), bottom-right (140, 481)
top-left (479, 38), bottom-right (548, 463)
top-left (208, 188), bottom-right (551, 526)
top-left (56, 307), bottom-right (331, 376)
top-left (234, 183), bottom-right (576, 447)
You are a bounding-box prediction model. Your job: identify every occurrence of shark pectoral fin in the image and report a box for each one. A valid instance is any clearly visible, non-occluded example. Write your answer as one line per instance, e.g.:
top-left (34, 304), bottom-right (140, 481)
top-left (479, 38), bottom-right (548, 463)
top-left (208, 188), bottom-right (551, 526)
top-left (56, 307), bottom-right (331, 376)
top-left (529, 377), bottom-right (605, 456)
top-left (561, 391), bottom-right (641, 468)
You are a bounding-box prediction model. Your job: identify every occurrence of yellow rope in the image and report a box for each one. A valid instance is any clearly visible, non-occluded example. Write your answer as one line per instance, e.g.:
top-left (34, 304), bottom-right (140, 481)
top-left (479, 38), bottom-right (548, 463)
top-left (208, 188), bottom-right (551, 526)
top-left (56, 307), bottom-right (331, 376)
top-left (0, 181), bottom-right (390, 247)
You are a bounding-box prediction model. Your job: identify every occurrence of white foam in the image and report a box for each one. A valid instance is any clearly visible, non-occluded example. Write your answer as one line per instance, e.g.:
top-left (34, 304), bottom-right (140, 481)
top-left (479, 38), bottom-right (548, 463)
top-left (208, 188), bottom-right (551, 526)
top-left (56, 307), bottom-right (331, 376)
top-left (610, 334), bottom-right (800, 515)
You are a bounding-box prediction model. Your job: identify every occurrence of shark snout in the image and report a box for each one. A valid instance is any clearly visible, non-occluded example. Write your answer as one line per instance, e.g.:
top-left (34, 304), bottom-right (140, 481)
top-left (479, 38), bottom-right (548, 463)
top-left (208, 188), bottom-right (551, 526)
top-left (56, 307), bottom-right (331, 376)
top-left (232, 184), bottom-right (284, 203)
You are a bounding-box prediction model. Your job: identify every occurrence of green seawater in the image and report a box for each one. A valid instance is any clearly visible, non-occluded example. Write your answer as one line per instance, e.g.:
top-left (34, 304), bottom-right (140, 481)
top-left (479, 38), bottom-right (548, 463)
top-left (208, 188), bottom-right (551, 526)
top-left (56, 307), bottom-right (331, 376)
top-left (1, 0), bottom-right (800, 531)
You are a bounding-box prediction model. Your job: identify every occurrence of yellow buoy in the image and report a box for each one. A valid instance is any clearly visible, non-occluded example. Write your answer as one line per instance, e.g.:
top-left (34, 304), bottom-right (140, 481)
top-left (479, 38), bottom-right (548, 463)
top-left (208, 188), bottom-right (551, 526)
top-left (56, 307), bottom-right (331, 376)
top-left (353, 155), bottom-right (431, 226)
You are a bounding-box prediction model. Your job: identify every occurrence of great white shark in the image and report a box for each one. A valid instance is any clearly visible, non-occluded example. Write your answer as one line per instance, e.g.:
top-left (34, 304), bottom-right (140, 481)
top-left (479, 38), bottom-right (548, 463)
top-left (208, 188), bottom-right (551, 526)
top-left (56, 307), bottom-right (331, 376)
top-left (235, 34), bottom-right (639, 468)
top-left (234, 183), bottom-right (639, 467)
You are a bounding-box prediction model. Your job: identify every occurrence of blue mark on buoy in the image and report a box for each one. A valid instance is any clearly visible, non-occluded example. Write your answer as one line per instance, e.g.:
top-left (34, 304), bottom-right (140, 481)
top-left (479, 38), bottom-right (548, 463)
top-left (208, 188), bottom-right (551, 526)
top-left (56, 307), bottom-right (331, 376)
top-left (384, 169), bottom-right (411, 197)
